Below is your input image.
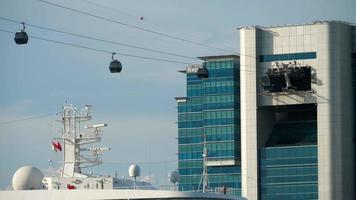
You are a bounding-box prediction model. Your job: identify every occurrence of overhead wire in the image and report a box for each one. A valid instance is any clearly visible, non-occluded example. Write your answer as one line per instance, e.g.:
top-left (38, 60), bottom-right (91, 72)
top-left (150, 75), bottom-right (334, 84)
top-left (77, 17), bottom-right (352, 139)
top-left (104, 160), bottom-right (177, 165)
top-left (36, 0), bottom-right (258, 63)
top-left (0, 14), bottom-right (258, 71)
top-left (2, 2), bottom-right (259, 66)
top-left (0, 28), bottom-right (195, 65)
top-left (37, 0), bottom-right (237, 54)
top-left (0, 26), bottom-right (257, 72)
top-left (78, 0), bottom-right (258, 63)
top-left (0, 113), bottom-right (55, 126)
top-left (81, 0), bottom-right (144, 21)
top-left (80, 0), bottom-right (238, 51)
top-left (0, 16), bottom-right (198, 61)
top-left (62, 0), bottom-right (256, 61)
top-left (0, 15), bottom-right (255, 65)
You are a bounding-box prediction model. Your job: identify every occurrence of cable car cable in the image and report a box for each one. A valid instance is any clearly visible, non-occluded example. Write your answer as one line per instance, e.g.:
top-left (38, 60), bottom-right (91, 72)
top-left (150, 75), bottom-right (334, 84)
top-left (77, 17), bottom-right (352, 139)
top-left (0, 27), bottom-right (257, 72)
top-left (0, 28), bottom-right (195, 65)
top-left (0, 16), bottom-right (257, 64)
top-left (1, 28), bottom-right (258, 74)
top-left (0, 16), bottom-right (198, 61)
top-left (37, 0), bottom-right (237, 54)
top-left (0, 113), bottom-right (55, 126)
top-left (80, 0), bottom-right (237, 51)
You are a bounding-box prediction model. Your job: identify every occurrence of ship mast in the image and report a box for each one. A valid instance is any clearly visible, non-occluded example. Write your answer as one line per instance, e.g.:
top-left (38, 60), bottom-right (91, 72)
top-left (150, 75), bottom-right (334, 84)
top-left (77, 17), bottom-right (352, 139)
top-left (198, 135), bottom-right (209, 192)
top-left (58, 104), bottom-right (109, 178)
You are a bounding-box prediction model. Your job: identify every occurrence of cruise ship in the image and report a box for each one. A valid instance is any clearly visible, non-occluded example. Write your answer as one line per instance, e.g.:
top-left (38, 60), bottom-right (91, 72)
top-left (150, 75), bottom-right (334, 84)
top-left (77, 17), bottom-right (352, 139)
top-left (0, 104), bottom-right (246, 200)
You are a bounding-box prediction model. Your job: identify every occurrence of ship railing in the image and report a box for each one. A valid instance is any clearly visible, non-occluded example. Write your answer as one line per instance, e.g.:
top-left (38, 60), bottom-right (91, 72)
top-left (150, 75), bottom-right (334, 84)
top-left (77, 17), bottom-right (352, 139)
top-left (175, 186), bottom-right (238, 195)
top-left (113, 185), bottom-right (238, 195)
top-left (112, 185), bottom-right (157, 190)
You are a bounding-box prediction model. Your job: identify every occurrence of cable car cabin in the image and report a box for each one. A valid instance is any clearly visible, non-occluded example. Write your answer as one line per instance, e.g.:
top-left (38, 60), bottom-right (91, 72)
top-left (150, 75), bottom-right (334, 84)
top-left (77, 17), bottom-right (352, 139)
top-left (261, 66), bottom-right (311, 92)
top-left (262, 73), bottom-right (287, 92)
top-left (109, 60), bottom-right (122, 73)
top-left (197, 67), bottom-right (209, 79)
top-left (288, 67), bottom-right (311, 91)
top-left (14, 31), bottom-right (28, 45)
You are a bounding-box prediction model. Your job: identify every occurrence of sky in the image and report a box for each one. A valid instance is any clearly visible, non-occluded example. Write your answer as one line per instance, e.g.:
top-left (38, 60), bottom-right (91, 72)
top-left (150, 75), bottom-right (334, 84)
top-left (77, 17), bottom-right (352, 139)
top-left (0, 0), bottom-right (356, 189)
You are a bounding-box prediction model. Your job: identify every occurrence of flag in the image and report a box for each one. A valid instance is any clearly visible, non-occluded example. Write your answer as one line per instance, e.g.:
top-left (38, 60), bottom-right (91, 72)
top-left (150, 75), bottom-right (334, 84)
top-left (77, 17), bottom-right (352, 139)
top-left (52, 141), bottom-right (62, 152)
top-left (67, 184), bottom-right (76, 190)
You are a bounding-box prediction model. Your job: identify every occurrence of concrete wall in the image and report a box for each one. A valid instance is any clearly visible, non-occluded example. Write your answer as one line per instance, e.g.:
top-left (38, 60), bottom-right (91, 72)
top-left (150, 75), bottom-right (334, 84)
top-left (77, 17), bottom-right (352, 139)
top-left (315, 22), bottom-right (354, 200)
top-left (257, 25), bottom-right (318, 106)
top-left (240, 27), bottom-right (259, 200)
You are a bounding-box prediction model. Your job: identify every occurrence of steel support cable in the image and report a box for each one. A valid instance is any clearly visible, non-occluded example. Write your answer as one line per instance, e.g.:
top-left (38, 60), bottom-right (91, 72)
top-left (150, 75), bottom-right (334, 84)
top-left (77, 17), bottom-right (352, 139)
top-left (104, 160), bottom-right (178, 165)
top-left (37, 0), bottom-right (237, 54)
top-left (0, 28), bottom-right (195, 65)
top-left (80, 0), bottom-right (238, 51)
top-left (0, 16), bottom-right (257, 64)
top-left (0, 16), bottom-right (198, 61)
top-left (0, 28), bottom-right (257, 72)
top-left (38, 0), bottom-right (258, 62)
top-left (0, 113), bottom-right (55, 126)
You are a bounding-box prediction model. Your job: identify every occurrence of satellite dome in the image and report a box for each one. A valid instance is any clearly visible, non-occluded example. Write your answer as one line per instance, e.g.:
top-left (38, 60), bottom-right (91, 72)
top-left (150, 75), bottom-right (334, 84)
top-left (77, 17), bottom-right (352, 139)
top-left (12, 166), bottom-right (44, 190)
top-left (168, 170), bottom-right (179, 184)
top-left (128, 164), bottom-right (141, 178)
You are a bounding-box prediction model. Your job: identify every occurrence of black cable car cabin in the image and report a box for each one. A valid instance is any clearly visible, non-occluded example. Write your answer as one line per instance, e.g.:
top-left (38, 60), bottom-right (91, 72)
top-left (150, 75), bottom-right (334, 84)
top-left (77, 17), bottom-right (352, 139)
top-left (14, 22), bottom-right (28, 45)
top-left (109, 53), bottom-right (122, 73)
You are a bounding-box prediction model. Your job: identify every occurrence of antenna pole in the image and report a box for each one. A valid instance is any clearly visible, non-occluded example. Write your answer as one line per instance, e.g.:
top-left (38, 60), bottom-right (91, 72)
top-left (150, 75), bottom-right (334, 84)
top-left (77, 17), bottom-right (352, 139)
top-left (198, 135), bottom-right (209, 192)
top-left (149, 143), bottom-right (151, 184)
top-left (58, 104), bottom-right (108, 178)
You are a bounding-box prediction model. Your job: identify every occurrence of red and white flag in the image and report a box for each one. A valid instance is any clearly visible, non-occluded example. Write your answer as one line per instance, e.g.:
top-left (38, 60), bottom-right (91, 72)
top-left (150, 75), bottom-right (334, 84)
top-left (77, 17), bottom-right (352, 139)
top-left (52, 141), bottom-right (62, 152)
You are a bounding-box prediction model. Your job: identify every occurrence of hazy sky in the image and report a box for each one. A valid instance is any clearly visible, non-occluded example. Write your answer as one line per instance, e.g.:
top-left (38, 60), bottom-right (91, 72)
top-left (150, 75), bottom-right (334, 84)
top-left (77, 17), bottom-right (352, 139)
top-left (0, 0), bottom-right (356, 189)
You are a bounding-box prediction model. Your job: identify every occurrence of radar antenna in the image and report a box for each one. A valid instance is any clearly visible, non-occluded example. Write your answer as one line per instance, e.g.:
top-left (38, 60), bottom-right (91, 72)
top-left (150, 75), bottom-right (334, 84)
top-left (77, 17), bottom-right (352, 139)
top-left (56, 104), bottom-right (110, 178)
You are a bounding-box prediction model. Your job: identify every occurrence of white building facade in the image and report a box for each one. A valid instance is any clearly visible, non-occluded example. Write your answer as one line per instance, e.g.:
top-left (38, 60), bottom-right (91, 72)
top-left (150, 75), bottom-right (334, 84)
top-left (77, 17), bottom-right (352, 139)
top-left (240, 21), bottom-right (356, 200)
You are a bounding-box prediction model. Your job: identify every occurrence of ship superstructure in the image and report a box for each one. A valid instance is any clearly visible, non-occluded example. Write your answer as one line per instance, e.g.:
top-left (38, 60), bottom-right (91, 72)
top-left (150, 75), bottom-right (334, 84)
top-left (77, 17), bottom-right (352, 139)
top-left (0, 104), bottom-right (245, 200)
top-left (44, 104), bottom-right (114, 190)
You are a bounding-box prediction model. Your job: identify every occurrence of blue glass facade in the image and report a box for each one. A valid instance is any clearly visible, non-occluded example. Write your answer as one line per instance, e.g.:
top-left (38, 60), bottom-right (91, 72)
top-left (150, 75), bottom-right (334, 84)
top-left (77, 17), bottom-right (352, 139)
top-left (177, 56), bottom-right (241, 195)
top-left (260, 120), bottom-right (318, 200)
top-left (259, 52), bottom-right (317, 62)
top-left (260, 145), bottom-right (318, 200)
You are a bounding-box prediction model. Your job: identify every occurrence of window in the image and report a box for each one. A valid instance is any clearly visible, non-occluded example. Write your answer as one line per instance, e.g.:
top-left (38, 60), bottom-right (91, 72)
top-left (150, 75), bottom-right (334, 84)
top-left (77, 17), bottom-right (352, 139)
top-left (260, 145), bottom-right (318, 200)
top-left (259, 52), bottom-right (317, 62)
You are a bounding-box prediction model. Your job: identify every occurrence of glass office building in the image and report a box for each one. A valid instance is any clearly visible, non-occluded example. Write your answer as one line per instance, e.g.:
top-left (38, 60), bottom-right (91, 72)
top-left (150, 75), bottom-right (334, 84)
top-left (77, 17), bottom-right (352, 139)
top-left (176, 55), bottom-right (241, 195)
top-left (240, 21), bottom-right (356, 200)
top-left (260, 118), bottom-right (318, 199)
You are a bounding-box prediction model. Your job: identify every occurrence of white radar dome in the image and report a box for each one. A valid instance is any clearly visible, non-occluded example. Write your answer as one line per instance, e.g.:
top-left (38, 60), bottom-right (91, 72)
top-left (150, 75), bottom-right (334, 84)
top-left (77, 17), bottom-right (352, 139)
top-left (128, 164), bottom-right (141, 178)
top-left (168, 170), bottom-right (180, 184)
top-left (12, 166), bottom-right (44, 190)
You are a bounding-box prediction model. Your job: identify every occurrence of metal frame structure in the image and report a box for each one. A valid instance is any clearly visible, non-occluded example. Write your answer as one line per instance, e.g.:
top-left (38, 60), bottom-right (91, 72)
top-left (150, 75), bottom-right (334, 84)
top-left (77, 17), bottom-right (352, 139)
top-left (57, 104), bottom-right (109, 178)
